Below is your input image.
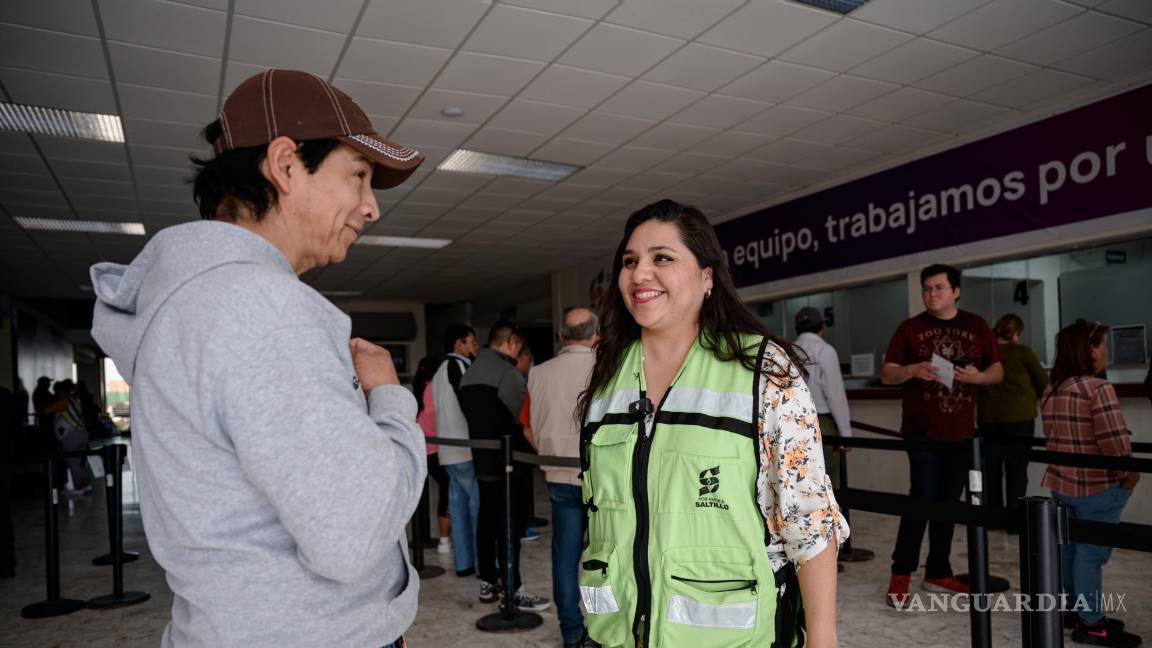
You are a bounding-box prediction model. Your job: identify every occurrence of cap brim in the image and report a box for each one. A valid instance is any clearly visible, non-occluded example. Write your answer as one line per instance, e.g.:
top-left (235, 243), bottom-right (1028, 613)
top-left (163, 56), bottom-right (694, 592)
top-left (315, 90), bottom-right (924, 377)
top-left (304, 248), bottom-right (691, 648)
top-left (338, 133), bottom-right (425, 190)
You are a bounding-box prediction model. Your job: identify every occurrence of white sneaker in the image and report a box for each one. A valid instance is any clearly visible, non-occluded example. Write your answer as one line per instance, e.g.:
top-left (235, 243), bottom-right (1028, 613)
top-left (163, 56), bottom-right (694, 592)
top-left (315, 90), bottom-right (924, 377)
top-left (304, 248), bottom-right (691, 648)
top-left (437, 538), bottom-right (451, 555)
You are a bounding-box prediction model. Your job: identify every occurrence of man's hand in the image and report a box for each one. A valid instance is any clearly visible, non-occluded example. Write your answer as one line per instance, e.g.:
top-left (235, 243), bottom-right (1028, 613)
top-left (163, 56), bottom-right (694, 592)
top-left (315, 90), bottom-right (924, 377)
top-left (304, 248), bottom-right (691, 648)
top-left (349, 337), bottom-right (400, 393)
top-left (910, 361), bottom-right (939, 382)
top-left (1120, 472), bottom-right (1141, 491)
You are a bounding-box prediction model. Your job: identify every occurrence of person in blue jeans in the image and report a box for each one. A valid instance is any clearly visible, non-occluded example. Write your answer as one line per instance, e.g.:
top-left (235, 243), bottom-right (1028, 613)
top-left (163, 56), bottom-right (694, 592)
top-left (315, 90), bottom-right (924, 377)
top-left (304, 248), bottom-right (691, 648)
top-left (1055, 486), bottom-right (1130, 626)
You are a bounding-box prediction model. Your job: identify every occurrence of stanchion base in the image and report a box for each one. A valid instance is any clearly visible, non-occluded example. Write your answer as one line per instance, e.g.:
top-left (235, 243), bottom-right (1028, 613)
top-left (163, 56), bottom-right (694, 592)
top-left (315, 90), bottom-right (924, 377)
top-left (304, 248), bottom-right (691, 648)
top-left (91, 551), bottom-right (140, 566)
top-left (417, 565), bottom-right (446, 580)
top-left (838, 547), bottom-right (875, 562)
top-left (957, 574), bottom-right (1010, 593)
top-left (86, 591), bottom-right (151, 609)
top-left (21, 598), bottom-right (86, 619)
top-left (476, 610), bottom-right (543, 632)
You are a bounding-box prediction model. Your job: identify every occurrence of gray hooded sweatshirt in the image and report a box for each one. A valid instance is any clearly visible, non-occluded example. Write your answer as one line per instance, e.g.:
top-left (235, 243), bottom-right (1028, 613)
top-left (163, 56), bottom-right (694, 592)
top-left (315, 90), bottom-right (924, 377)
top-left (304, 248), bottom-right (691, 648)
top-left (90, 221), bottom-right (425, 648)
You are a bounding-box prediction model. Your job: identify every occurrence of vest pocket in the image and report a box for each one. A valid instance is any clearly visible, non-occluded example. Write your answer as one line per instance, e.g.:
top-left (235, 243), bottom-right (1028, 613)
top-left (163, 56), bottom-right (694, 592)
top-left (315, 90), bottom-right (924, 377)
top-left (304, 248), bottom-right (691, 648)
top-left (579, 544), bottom-right (629, 647)
top-left (656, 452), bottom-right (745, 521)
top-left (658, 547), bottom-right (768, 648)
top-left (586, 426), bottom-right (634, 510)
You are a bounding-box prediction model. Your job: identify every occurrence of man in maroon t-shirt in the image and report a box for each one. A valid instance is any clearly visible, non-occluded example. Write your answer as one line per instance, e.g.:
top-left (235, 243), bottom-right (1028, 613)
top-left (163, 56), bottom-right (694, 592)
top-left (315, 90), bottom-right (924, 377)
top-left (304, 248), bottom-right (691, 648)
top-left (881, 264), bottom-right (1002, 606)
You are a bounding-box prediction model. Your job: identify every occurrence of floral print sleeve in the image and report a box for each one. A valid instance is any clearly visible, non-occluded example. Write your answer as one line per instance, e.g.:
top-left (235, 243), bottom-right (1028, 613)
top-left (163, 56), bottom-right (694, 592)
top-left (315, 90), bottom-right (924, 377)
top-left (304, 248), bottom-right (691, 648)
top-left (756, 342), bottom-right (850, 571)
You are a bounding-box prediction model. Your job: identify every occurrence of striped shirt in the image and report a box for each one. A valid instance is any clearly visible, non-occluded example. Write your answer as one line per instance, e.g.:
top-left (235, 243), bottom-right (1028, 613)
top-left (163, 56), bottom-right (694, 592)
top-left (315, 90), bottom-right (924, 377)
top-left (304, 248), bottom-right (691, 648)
top-left (1040, 376), bottom-right (1132, 497)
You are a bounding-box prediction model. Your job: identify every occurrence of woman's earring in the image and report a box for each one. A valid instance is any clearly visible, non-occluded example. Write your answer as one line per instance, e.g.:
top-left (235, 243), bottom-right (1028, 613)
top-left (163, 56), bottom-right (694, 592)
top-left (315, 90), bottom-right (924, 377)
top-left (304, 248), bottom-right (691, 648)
top-left (705, 288), bottom-right (712, 299)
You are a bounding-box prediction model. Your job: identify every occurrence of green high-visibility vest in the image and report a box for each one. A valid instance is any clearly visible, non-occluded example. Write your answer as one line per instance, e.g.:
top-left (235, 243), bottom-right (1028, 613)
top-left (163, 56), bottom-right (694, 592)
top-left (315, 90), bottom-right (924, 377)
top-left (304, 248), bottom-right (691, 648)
top-left (580, 335), bottom-right (784, 648)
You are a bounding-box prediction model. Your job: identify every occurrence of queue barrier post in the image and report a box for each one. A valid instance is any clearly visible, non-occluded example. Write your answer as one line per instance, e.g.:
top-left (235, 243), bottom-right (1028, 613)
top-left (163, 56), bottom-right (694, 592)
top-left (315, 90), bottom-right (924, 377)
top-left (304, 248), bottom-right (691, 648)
top-left (93, 443), bottom-right (139, 566)
top-left (1019, 497), bottom-right (1065, 648)
top-left (476, 434), bottom-right (542, 633)
top-left (836, 441), bottom-right (874, 563)
top-left (965, 436), bottom-right (993, 648)
top-left (410, 466), bottom-right (444, 579)
top-left (87, 443), bottom-right (150, 609)
top-left (20, 456), bottom-right (86, 619)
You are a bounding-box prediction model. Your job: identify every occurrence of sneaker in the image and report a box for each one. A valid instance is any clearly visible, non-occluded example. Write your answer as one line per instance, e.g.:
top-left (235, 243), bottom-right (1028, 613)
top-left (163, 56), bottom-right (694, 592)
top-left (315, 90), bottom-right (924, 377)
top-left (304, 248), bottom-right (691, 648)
top-left (521, 528), bottom-right (541, 542)
top-left (564, 632), bottom-right (602, 648)
top-left (922, 575), bottom-right (971, 594)
top-left (437, 538), bottom-right (452, 555)
top-left (510, 588), bottom-right (552, 612)
top-left (479, 580), bottom-right (502, 604)
top-left (886, 574), bottom-right (911, 608)
top-left (1072, 619), bottom-right (1142, 647)
top-left (1066, 612), bottom-right (1126, 632)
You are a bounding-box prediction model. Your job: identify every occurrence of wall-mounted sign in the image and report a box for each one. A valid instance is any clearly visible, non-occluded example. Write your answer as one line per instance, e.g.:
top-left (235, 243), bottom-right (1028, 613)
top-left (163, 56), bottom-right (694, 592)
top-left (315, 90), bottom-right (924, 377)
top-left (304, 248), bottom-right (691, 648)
top-left (1111, 325), bottom-right (1147, 366)
top-left (716, 84), bottom-right (1152, 288)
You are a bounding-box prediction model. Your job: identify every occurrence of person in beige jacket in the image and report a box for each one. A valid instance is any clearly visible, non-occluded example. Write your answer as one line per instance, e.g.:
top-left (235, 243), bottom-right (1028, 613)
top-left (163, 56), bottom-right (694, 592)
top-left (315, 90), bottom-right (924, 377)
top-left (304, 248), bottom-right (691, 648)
top-left (521, 308), bottom-right (598, 648)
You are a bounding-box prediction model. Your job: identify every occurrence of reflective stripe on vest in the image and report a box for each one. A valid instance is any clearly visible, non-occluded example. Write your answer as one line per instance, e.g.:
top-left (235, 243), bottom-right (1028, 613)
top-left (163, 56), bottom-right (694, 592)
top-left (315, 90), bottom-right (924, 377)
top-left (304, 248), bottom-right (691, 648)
top-left (579, 336), bottom-right (779, 648)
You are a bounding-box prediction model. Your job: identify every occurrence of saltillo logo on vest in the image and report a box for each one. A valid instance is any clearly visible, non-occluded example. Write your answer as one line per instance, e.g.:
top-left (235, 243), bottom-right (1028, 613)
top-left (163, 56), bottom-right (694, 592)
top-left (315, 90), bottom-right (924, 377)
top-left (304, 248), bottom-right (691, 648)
top-left (696, 465), bottom-right (729, 510)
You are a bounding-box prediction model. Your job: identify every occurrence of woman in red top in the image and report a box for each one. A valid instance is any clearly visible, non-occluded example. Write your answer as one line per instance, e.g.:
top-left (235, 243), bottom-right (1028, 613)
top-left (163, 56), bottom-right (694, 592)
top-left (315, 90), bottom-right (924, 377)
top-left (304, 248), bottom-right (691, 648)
top-left (1041, 320), bottom-right (1140, 648)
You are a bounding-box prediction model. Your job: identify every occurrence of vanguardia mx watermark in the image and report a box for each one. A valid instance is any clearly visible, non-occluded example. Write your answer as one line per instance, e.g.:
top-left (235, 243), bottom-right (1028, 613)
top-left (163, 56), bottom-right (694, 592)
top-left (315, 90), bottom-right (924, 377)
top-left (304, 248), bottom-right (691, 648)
top-left (889, 592), bottom-right (1129, 614)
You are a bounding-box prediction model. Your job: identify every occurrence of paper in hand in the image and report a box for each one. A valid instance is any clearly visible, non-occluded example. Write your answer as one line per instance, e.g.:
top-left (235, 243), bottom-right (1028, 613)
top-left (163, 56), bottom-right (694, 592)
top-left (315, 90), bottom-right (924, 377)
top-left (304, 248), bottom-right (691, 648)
top-left (931, 353), bottom-right (955, 390)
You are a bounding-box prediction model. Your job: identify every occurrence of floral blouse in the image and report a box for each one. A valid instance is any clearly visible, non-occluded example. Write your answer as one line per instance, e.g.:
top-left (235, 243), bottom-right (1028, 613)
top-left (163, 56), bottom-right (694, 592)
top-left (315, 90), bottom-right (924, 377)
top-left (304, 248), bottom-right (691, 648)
top-left (756, 342), bottom-right (850, 571)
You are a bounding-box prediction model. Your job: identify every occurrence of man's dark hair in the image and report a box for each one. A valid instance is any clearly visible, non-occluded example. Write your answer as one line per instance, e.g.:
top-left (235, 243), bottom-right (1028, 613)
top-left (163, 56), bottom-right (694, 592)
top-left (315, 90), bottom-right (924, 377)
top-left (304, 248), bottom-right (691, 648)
top-left (488, 320), bottom-right (523, 348)
top-left (920, 263), bottom-right (962, 290)
top-left (191, 119), bottom-right (341, 221)
top-left (443, 324), bottom-right (476, 354)
top-left (560, 309), bottom-right (599, 342)
top-left (796, 320), bottom-right (823, 335)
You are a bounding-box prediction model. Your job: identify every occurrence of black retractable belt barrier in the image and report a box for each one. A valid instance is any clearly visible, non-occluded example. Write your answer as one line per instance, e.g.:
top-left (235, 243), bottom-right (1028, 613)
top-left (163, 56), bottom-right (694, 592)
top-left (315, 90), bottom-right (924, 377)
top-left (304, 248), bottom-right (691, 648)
top-left (93, 442), bottom-right (139, 566)
top-left (87, 443), bottom-right (150, 609)
top-left (476, 435), bottom-right (542, 633)
top-left (410, 468), bottom-right (444, 580)
top-left (20, 456), bottom-right (86, 619)
top-left (836, 439), bottom-right (874, 563)
top-left (965, 437), bottom-right (993, 648)
top-left (1019, 497), bottom-right (1065, 648)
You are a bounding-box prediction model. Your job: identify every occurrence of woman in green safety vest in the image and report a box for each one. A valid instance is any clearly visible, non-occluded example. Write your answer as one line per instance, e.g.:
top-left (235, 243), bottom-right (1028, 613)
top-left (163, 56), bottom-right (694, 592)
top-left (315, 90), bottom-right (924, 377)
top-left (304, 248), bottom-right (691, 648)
top-left (576, 200), bottom-right (849, 648)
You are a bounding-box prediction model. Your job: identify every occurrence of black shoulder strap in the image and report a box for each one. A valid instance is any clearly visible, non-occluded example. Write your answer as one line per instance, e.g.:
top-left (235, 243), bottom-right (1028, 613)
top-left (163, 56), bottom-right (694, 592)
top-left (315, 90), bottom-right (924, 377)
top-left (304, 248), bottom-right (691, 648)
top-left (753, 336), bottom-right (772, 547)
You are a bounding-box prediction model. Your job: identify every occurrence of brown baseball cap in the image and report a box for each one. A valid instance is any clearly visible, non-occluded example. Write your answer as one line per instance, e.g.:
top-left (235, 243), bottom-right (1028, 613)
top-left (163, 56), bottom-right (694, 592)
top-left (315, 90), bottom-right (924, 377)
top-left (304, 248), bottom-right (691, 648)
top-left (214, 69), bottom-right (424, 189)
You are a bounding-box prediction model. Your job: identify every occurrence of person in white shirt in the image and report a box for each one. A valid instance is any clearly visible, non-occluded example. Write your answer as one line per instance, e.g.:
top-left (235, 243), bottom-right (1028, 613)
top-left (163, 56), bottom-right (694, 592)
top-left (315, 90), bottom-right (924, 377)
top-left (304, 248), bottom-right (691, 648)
top-left (793, 306), bottom-right (852, 489)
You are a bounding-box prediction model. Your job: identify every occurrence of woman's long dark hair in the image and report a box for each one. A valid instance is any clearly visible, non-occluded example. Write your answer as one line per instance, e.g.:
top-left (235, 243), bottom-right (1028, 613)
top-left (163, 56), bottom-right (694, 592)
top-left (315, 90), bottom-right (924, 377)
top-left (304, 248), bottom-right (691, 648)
top-left (412, 356), bottom-right (440, 415)
top-left (1047, 319), bottom-right (1109, 398)
top-left (577, 199), bottom-right (806, 423)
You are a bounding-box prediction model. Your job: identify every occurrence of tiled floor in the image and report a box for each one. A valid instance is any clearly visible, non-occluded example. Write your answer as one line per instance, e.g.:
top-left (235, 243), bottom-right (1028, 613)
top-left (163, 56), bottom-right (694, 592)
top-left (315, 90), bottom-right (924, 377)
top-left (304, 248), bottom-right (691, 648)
top-left (1, 466), bottom-right (1149, 647)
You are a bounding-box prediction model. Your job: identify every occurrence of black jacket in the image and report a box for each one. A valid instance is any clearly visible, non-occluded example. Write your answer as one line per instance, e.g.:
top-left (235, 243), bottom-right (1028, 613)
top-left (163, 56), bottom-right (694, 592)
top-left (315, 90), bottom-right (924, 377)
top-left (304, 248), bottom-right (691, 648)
top-left (458, 348), bottom-right (531, 479)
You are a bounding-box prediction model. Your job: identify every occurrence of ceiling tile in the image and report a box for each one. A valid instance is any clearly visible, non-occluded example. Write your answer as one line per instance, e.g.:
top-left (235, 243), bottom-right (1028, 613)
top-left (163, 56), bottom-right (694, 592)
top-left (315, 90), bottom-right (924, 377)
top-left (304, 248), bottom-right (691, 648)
top-left (122, 117), bottom-right (203, 149)
top-left (566, 166), bottom-right (634, 186)
top-left (972, 69), bottom-right (1095, 107)
top-left (594, 147), bottom-right (674, 171)
top-left (718, 60), bottom-right (835, 103)
top-left (641, 43), bottom-right (765, 92)
top-left (0, 172), bottom-right (58, 192)
top-left (36, 137), bottom-right (128, 164)
top-left (109, 42), bottom-right (219, 94)
top-left (847, 87), bottom-right (954, 122)
top-left (408, 89), bottom-right (509, 125)
top-left (994, 11), bottom-right (1144, 65)
top-left (605, 0), bottom-right (744, 38)
top-left (331, 79), bottom-right (422, 118)
top-left (913, 55), bottom-right (1038, 96)
top-left (0, 24), bottom-right (107, 79)
top-left (850, 0), bottom-right (992, 34)
top-left (228, 16), bottom-right (345, 76)
top-left (391, 119), bottom-right (476, 149)
top-left (134, 164), bottom-right (192, 186)
top-left (487, 99), bottom-right (586, 137)
top-left (338, 38), bottom-right (453, 87)
top-left (598, 81), bottom-right (706, 120)
top-left (118, 83), bottom-right (216, 124)
top-left (746, 138), bottom-right (829, 164)
top-left (221, 61), bottom-right (267, 96)
top-left (690, 131), bottom-right (776, 158)
top-left (928, 0), bottom-right (1082, 51)
top-left (234, 0), bottom-right (362, 33)
top-left (500, 0), bottom-right (617, 19)
top-left (778, 19), bottom-right (912, 73)
top-left (792, 146), bottom-right (882, 171)
top-left (847, 124), bottom-right (942, 153)
top-left (463, 5), bottom-right (592, 61)
top-left (129, 145), bottom-right (206, 168)
top-left (705, 158), bottom-right (783, 182)
top-left (530, 138), bottom-right (614, 165)
top-left (518, 65), bottom-right (630, 108)
top-left (1054, 29), bottom-right (1152, 80)
top-left (357, 0), bottom-right (489, 49)
top-left (628, 123), bottom-right (720, 151)
top-left (0, 152), bottom-right (49, 175)
top-left (623, 170), bottom-right (691, 190)
top-left (651, 152), bottom-right (730, 174)
top-left (100, 0), bottom-right (226, 58)
top-left (557, 24), bottom-right (684, 77)
top-left (697, 1), bottom-right (838, 58)
top-left (464, 127), bottom-right (550, 157)
top-left (787, 75), bottom-right (898, 112)
top-left (789, 114), bottom-right (886, 145)
top-left (0, 68), bottom-right (116, 114)
top-left (0, 132), bottom-right (39, 157)
top-left (560, 112), bottom-right (658, 143)
top-left (851, 39), bottom-right (979, 85)
top-left (736, 105), bottom-right (831, 138)
top-left (1096, 0), bottom-right (1152, 23)
top-left (0, 0), bottom-right (99, 37)
top-left (433, 52), bottom-right (547, 95)
top-left (904, 99), bottom-right (1009, 132)
top-left (668, 95), bottom-right (769, 129)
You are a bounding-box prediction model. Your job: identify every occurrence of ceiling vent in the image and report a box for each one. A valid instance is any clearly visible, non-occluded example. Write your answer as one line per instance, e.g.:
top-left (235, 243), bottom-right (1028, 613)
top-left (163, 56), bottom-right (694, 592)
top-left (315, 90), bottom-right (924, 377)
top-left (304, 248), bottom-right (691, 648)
top-left (790, 0), bottom-right (868, 14)
top-left (438, 148), bottom-right (581, 182)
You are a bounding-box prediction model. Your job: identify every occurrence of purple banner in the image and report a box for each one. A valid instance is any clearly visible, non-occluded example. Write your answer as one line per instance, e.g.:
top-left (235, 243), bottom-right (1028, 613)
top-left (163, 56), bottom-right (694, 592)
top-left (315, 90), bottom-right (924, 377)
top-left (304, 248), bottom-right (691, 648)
top-left (716, 84), bottom-right (1152, 288)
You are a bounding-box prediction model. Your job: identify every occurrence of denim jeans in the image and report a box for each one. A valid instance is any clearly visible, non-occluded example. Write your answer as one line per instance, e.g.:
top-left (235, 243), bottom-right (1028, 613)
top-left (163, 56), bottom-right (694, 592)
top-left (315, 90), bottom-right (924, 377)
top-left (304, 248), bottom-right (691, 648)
top-left (890, 431), bottom-right (967, 577)
top-left (549, 483), bottom-right (586, 644)
top-left (443, 461), bottom-right (480, 575)
top-left (1055, 485), bottom-right (1130, 624)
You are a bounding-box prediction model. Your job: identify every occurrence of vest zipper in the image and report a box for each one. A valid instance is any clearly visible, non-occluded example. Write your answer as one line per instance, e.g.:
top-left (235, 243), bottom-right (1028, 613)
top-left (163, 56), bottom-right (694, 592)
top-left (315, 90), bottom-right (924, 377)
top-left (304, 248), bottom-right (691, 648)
top-left (632, 388), bottom-right (670, 648)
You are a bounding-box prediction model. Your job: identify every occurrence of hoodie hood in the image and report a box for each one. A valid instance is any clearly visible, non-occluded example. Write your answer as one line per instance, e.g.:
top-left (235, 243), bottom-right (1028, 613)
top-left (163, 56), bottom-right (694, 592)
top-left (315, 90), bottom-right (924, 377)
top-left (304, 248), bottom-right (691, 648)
top-left (90, 220), bottom-right (294, 383)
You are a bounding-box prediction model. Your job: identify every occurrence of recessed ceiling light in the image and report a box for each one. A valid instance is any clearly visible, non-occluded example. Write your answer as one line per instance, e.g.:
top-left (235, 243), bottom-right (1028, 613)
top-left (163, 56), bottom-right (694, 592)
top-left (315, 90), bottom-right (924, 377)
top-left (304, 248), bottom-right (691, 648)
top-left (0, 102), bottom-right (124, 143)
top-left (790, 0), bottom-right (868, 14)
top-left (440, 107), bottom-right (465, 118)
top-left (14, 217), bottom-right (144, 235)
top-left (437, 148), bottom-right (581, 182)
top-left (356, 235), bottom-right (451, 249)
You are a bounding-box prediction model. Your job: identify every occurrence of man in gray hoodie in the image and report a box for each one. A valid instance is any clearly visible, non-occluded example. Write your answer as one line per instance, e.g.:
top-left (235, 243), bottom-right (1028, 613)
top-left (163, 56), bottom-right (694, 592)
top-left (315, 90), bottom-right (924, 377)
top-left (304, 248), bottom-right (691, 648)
top-left (90, 70), bottom-right (426, 648)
